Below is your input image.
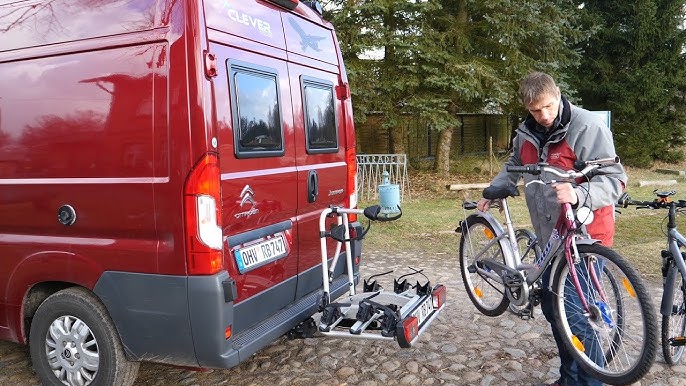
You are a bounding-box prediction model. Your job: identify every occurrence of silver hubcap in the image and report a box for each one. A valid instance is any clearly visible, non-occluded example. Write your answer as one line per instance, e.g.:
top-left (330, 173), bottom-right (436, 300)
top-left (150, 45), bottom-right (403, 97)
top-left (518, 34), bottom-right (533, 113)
top-left (45, 315), bottom-right (99, 386)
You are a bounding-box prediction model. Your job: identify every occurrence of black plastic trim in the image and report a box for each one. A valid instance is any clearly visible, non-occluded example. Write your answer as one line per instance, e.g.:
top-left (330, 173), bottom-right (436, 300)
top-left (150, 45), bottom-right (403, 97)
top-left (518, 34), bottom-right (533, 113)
top-left (226, 220), bottom-right (292, 248)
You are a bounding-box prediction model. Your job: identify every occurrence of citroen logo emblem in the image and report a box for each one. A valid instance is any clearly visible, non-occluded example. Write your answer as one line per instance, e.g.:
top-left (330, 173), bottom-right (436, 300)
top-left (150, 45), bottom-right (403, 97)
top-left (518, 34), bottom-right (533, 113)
top-left (240, 185), bottom-right (255, 207)
top-left (235, 185), bottom-right (259, 219)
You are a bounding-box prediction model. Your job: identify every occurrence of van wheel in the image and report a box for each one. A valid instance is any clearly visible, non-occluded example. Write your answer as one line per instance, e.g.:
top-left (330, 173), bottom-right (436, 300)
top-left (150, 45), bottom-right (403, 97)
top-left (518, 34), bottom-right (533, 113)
top-left (29, 287), bottom-right (139, 386)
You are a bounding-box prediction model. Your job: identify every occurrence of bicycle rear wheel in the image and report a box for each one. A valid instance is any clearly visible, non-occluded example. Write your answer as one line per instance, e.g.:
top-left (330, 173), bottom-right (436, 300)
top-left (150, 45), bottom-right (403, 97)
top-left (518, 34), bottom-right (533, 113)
top-left (662, 263), bottom-right (686, 365)
top-left (459, 215), bottom-right (509, 317)
top-left (552, 244), bottom-right (657, 385)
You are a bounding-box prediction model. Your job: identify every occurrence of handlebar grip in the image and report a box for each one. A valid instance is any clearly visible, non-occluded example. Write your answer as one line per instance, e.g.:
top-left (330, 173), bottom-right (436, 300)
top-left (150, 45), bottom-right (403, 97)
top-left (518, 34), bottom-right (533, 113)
top-left (463, 201), bottom-right (478, 210)
top-left (506, 165), bottom-right (541, 175)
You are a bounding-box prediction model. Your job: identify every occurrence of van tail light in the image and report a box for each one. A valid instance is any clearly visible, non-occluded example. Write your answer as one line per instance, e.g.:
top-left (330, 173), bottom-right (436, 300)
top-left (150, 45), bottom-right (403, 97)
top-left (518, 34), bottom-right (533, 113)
top-left (184, 153), bottom-right (223, 275)
top-left (345, 147), bottom-right (358, 221)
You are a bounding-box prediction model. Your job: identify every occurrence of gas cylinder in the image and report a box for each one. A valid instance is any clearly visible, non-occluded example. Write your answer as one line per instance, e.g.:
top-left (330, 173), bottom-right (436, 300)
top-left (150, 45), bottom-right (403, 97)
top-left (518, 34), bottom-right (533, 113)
top-left (378, 171), bottom-right (401, 218)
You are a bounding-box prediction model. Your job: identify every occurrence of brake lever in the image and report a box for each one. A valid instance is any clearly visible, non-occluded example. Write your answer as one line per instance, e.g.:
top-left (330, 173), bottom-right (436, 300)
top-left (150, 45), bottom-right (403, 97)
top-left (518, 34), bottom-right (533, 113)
top-left (525, 179), bottom-right (546, 188)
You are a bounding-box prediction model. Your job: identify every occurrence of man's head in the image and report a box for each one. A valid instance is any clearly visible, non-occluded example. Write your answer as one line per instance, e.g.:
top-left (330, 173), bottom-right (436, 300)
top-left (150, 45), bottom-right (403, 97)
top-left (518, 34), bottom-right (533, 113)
top-left (519, 72), bottom-right (561, 130)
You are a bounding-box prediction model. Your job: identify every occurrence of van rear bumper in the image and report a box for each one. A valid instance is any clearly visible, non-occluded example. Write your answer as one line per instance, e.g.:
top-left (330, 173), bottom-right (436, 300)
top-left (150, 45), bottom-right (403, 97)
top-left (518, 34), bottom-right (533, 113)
top-left (93, 270), bottom-right (231, 367)
top-left (93, 243), bottom-right (360, 369)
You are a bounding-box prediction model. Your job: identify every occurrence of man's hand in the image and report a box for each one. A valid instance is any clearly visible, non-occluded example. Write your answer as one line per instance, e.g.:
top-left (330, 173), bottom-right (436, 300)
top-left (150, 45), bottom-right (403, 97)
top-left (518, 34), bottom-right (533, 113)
top-left (552, 182), bottom-right (578, 205)
top-left (476, 198), bottom-right (492, 212)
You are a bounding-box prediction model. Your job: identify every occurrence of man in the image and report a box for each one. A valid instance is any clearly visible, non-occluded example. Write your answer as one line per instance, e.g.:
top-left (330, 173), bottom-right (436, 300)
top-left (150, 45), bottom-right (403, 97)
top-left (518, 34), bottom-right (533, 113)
top-left (477, 71), bottom-right (627, 386)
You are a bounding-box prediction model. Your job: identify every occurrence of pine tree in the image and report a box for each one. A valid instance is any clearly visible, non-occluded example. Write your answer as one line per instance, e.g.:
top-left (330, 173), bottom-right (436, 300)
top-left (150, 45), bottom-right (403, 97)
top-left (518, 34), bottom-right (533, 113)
top-left (571, 0), bottom-right (686, 166)
top-left (420, 0), bottom-right (588, 172)
top-left (326, 0), bottom-right (437, 155)
top-left (327, 0), bottom-right (590, 173)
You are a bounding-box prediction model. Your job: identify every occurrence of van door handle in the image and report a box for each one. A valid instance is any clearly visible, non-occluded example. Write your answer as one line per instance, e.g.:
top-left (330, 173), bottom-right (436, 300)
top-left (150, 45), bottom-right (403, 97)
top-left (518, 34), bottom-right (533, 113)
top-left (307, 170), bottom-right (318, 203)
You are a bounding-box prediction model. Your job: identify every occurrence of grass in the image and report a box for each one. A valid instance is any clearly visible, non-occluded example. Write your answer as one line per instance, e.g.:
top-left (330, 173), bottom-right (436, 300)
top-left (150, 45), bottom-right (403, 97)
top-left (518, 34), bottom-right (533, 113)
top-left (360, 159), bottom-right (686, 282)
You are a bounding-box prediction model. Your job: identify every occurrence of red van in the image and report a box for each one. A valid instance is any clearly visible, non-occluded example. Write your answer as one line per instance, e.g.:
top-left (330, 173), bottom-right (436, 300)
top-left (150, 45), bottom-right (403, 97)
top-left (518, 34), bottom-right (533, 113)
top-left (0, 0), bottom-right (362, 384)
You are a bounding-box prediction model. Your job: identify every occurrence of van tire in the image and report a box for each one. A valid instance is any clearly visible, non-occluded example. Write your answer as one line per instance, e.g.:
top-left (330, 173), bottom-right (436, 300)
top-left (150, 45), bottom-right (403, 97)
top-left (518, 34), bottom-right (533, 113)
top-left (29, 287), bottom-right (139, 386)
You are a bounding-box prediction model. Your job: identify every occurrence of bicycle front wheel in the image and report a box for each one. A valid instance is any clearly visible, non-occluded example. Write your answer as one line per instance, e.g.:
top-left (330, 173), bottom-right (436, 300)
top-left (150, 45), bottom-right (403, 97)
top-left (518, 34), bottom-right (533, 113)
top-left (459, 215), bottom-right (509, 317)
top-left (552, 244), bottom-right (657, 385)
top-left (662, 263), bottom-right (686, 365)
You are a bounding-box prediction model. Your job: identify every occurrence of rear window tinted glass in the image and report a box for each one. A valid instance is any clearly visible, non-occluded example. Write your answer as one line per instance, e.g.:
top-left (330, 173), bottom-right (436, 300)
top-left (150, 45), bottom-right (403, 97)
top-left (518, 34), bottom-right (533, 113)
top-left (302, 77), bottom-right (338, 153)
top-left (229, 63), bottom-right (284, 158)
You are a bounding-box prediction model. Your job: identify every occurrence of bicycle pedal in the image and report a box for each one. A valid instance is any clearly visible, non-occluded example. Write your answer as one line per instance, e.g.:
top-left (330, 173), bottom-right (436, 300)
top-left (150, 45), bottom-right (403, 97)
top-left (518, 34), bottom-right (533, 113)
top-left (671, 336), bottom-right (686, 347)
top-left (518, 308), bottom-right (533, 320)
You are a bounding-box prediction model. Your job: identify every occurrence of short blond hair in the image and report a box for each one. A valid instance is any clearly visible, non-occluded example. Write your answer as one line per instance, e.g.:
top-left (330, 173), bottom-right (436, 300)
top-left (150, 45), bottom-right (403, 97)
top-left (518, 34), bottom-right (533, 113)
top-left (519, 72), bottom-right (560, 106)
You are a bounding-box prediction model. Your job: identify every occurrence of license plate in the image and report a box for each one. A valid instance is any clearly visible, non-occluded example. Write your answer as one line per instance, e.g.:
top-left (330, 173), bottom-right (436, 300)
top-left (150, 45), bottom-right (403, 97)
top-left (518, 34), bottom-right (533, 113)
top-left (413, 295), bottom-right (434, 326)
top-left (234, 233), bottom-right (288, 273)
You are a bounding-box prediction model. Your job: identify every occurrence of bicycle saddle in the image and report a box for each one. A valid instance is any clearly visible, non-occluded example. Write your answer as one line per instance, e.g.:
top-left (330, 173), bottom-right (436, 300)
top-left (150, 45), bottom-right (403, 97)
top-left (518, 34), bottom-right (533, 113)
top-left (482, 185), bottom-right (520, 200)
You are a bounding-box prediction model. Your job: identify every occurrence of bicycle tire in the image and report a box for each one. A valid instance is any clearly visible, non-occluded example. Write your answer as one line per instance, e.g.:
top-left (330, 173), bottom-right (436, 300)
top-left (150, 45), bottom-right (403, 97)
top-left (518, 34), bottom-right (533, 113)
top-left (459, 215), bottom-right (509, 317)
top-left (662, 263), bottom-right (686, 365)
top-left (552, 244), bottom-right (657, 385)
top-left (508, 228), bottom-right (539, 316)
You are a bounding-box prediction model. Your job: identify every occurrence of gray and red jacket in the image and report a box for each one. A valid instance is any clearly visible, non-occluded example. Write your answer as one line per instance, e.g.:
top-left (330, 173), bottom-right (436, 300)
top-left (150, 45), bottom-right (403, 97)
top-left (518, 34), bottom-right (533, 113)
top-left (490, 96), bottom-right (627, 247)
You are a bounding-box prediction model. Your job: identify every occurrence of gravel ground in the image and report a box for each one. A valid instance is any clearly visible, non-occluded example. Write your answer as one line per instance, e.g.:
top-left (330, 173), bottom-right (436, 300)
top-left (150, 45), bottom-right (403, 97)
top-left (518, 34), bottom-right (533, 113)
top-left (0, 249), bottom-right (684, 386)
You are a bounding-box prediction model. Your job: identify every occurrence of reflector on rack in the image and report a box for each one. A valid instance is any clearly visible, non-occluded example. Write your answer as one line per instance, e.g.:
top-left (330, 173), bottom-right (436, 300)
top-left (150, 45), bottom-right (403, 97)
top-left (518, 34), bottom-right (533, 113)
top-left (397, 316), bottom-right (419, 348)
top-left (432, 284), bottom-right (446, 309)
top-left (267, 0), bottom-right (298, 10)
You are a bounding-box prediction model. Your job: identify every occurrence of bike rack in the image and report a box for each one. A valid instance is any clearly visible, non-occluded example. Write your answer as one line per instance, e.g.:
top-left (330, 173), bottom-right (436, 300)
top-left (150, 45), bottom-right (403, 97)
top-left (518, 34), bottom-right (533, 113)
top-left (315, 206), bottom-right (447, 348)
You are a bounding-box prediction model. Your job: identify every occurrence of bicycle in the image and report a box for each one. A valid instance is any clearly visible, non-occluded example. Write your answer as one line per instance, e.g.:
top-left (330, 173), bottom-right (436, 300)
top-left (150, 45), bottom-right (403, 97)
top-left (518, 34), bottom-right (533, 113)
top-left (457, 159), bottom-right (657, 385)
top-left (463, 197), bottom-right (629, 361)
top-left (618, 190), bottom-right (686, 365)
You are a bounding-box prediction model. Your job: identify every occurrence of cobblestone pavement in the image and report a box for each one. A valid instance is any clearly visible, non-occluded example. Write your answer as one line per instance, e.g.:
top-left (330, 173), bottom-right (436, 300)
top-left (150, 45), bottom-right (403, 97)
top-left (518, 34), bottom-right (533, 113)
top-left (1, 249), bottom-right (685, 386)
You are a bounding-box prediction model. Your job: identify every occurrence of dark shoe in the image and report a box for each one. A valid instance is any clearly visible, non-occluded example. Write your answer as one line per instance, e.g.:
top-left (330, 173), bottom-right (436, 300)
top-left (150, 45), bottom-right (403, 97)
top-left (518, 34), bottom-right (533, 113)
top-left (533, 379), bottom-right (565, 386)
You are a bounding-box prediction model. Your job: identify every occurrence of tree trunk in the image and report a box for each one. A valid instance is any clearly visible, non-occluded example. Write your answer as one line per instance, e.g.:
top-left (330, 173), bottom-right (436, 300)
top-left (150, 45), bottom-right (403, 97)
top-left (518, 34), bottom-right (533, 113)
top-left (433, 125), bottom-right (453, 174)
top-left (433, 3), bottom-right (467, 174)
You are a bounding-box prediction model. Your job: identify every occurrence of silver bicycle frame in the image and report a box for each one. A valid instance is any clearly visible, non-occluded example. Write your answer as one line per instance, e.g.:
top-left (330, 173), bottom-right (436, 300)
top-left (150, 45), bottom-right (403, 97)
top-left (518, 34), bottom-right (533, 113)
top-left (665, 227), bottom-right (686, 315)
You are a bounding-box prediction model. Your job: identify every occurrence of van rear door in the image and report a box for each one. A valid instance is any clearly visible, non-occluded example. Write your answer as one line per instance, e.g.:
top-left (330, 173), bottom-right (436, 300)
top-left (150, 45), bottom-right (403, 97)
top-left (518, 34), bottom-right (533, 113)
top-left (283, 13), bottom-right (351, 297)
top-left (204, 0), bottom-right (299, 334)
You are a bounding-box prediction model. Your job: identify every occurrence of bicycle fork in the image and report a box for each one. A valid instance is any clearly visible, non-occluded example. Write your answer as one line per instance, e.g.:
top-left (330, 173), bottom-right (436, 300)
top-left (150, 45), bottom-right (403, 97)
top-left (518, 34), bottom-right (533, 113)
top-left (564, 237), bottom-right (613, 328)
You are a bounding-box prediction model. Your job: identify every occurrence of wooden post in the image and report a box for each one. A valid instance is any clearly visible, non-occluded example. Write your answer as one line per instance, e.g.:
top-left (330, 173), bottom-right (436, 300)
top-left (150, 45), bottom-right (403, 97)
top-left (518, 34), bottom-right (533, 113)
top-left (489, 136), bottom-right (493, 175)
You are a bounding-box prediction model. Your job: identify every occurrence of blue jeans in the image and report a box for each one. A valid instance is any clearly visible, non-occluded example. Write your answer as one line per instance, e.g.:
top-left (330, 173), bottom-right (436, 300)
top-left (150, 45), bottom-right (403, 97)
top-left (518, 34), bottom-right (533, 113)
top-left (541, 263), bottom-right (604, 386)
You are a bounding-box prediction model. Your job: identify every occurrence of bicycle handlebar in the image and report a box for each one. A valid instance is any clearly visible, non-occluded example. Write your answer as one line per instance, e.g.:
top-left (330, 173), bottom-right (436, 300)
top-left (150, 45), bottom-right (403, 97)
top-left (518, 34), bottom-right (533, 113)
top-left (506, 157), bottom-right (620, 181)
top-left (617, 191), bottom-right (686, 209)
top-left (506, 165), bottom-right (541, 175)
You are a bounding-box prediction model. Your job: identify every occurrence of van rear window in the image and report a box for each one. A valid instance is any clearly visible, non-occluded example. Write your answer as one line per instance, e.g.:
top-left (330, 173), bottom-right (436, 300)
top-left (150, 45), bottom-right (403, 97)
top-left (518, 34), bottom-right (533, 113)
top-left (302, 77), bottom-right (338, 154)
top-left (229, 63), bottom-right (285, 158)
